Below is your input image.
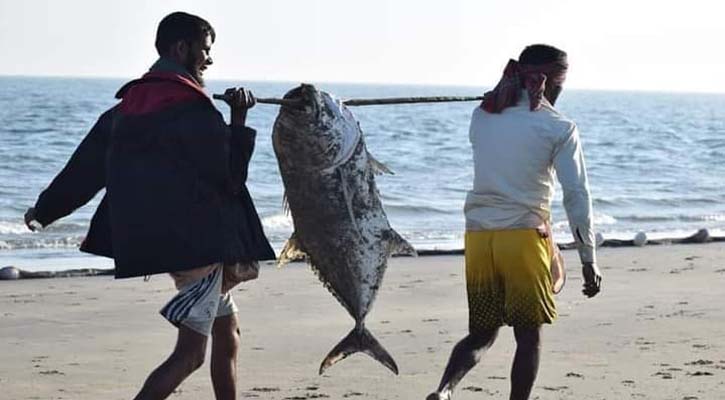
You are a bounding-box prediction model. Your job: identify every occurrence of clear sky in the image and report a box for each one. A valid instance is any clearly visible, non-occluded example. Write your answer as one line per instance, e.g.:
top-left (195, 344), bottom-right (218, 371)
top-left (1, 0), bottom-right (724, 93)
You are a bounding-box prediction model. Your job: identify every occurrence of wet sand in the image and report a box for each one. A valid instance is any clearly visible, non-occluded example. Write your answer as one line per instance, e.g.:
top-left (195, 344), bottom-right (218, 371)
top-left (1, 243), bottom-right (724, 399)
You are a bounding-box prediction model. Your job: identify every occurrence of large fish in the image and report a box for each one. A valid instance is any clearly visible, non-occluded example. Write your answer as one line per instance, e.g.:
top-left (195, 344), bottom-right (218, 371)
top-left (272, 84), bottom-right (415, 375)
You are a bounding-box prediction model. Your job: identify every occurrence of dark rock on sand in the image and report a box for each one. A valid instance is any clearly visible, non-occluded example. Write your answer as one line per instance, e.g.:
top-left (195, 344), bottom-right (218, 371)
top-left (0, 266), bottom-right (20, 280)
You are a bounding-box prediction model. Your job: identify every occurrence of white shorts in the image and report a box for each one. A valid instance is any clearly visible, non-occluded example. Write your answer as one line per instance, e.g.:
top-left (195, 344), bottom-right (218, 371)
top-left (160, 266), bottom-right (238, 336)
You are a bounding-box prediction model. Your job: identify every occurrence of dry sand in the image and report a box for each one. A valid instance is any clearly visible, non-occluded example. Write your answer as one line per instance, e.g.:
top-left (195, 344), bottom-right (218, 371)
top-left (1, 243), bottom-right (725, 400)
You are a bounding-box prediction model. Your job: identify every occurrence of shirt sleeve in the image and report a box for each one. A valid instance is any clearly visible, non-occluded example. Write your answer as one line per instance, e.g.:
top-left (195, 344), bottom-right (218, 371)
top-left (33, 108), bottom-right (113, 226)
top-left (552, 124), bottom-right (596, 264)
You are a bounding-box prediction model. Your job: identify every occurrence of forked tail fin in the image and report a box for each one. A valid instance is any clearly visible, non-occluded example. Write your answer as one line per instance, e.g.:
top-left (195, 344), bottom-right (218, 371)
top-left (319, 325), bottom-right (398, 375)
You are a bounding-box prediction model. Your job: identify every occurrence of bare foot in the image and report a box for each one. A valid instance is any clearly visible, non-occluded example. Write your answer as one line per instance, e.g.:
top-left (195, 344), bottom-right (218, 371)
top-left (426, 390), bottom-right (451, 400)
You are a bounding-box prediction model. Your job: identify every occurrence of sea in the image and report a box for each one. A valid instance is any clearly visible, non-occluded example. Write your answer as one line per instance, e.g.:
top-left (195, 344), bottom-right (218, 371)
top-left (1, 76), bottom-right (724, 271)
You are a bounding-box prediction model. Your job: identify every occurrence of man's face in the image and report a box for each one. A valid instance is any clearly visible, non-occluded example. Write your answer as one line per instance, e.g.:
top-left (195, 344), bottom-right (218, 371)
top-left (544, 83), bottom-right (563, 106)
top-left (183, 33), bottom-right (213, 86)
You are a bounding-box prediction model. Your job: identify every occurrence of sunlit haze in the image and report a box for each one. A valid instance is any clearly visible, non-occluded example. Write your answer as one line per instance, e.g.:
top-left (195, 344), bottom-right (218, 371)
top-left (1, 0), bottom-right (724, 93)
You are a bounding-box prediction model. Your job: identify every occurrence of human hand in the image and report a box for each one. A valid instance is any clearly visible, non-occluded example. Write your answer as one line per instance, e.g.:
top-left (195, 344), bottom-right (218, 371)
top-left (24, 207), bottom-right (42, 231)
top-left (582, 262), bottom-right (602, 298)
top-left (222, 87), bottom-right (256, 126)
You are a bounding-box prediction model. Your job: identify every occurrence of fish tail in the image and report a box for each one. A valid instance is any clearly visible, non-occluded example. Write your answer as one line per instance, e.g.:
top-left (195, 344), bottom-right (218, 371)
top-left (319, 325), bottom-right (399, 375)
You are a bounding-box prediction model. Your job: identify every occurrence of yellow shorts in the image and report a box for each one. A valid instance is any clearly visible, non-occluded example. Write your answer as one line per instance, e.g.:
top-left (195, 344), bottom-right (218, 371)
top-left (465, 229), bottom-right (556, 331)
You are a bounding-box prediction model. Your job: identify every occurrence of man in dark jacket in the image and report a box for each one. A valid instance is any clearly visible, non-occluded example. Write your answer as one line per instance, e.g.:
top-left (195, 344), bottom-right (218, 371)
top-left (24, 12), bottom-right (275, 400)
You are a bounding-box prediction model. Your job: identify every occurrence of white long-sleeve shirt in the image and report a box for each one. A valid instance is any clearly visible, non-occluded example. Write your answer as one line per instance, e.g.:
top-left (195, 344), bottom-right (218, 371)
top-left (464, 93), bottom-right (596, 264)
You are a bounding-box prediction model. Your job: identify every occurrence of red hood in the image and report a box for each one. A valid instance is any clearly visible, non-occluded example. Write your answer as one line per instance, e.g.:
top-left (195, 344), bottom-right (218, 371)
top-left (115, 71), bottom-right (210, 115)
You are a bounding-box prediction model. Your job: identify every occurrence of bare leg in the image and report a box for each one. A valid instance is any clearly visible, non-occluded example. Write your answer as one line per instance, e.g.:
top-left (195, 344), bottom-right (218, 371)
top-left (133, 325), bottom-right (207, 400)
top-left (426, 328), bottom-right (499, 400)
top-left (210, 314), bottom-right (240, 400)
top-left (510, 326), bottom-right (541, 400)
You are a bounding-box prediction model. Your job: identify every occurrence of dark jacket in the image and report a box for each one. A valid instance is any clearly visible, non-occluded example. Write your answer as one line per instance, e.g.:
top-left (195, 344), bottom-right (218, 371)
top-left (34, 71), bottom-right (275, 278)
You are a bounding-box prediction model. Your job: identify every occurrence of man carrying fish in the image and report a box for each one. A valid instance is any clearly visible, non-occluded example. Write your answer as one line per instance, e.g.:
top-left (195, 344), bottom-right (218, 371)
top-left (427, 44), bottom-right (602, 400)
top-left (24, 12), bottom-right (275, 400)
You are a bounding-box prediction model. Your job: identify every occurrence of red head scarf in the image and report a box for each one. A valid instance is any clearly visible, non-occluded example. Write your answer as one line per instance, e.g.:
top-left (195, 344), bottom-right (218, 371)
top-left (481, 59), bottom-right (568, 114)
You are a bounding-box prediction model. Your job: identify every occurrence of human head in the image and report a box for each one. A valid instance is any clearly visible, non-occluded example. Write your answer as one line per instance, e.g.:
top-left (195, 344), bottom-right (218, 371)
top-left (155, 12), bottom-right (216, 86)
top-left (518, 44), bottom-right (568, 105)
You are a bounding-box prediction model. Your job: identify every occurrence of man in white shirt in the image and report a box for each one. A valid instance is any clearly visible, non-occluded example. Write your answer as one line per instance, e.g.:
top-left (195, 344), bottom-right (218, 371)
top-left (427, 44), bottom-right (602, 400)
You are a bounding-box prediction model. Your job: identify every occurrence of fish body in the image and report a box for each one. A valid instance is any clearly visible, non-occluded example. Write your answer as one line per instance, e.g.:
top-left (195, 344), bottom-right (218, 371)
top-left (272, 84), bottom-right (414, 374)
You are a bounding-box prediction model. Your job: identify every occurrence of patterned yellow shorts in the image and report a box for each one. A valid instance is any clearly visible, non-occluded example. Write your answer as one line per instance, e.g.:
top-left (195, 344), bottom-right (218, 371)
top-left (465, 229), bottom-right (556, 332)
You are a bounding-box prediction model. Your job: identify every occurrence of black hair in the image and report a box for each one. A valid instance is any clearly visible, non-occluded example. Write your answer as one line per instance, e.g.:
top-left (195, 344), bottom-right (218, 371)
top-left (155, 12), bottom-right (216, 56)
top-left (518, 44), bottom-right (567, 66)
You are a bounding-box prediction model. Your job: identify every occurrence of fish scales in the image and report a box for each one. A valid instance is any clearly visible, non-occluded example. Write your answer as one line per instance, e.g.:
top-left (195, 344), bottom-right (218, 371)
top-left (272, 84), bottom-right (415, 375)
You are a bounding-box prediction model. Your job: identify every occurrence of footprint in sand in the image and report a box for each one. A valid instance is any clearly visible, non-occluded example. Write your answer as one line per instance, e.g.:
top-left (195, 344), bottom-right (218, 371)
top-left (541, 386), bottom-right (569, 391)
top-left (685, 359), bottom-right (714, 366)
top-left (687, 371), bottom-right (713, 376)
top-left (250, 387), bottom-right (280, 393)
top-left (653, 371), bottom-right (673, 379)
top-left (39, 370), bottom-right (65, 376)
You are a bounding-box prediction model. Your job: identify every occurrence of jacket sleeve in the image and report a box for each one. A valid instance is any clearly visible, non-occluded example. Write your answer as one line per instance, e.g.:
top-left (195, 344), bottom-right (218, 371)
top-left (552, 124), bottom-right (597, 264)
top-left (228, 125), bottom-right (256, 189)
top-left (179, 106), bottom-right (256, 195)
top-left (33, 108), bottom-right (113, 226)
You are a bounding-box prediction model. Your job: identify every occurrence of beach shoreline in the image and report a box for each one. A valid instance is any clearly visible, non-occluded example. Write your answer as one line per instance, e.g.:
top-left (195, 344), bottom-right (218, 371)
top-left (1, 242), bottom-right (724, 399)
top-left (1, 229), bottom-right (721, 279)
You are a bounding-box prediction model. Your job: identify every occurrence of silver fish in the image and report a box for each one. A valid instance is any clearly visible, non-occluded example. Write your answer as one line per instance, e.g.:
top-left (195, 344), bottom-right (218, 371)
top-left (272, 84), bottom-right (415, 375)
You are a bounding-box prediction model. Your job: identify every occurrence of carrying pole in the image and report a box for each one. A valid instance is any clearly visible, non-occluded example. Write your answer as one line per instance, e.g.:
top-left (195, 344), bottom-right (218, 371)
top-left (212, 93), bottom-right (483, 107)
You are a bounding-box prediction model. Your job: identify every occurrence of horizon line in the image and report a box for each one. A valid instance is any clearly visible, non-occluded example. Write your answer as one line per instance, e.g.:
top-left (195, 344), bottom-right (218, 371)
top-left (2, 73), bottom-right (725, 96)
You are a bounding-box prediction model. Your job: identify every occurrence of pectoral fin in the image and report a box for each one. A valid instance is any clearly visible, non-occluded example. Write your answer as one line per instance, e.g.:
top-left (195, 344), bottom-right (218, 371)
top-left (367, 152), bottom-right (394, 175)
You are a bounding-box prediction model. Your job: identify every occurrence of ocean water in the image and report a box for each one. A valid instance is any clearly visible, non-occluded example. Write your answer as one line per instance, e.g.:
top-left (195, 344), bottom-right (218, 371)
top-left (1, 76), bottom-right (724, 270)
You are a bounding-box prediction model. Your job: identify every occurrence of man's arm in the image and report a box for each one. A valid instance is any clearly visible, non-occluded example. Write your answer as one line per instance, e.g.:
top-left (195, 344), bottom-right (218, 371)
top-left (26, 108), bottom-right (113, 229)
top-left (175, 88), bottom-right (257, 196)
top-left (552, 124), bottom-right (602, 297)
top-left (223, 88), bottom-right (257, 188)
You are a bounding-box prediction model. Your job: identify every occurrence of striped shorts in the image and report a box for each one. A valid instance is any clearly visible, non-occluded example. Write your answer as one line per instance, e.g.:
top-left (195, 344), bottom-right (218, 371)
top-left (160, 266), bottom-right (238, 336)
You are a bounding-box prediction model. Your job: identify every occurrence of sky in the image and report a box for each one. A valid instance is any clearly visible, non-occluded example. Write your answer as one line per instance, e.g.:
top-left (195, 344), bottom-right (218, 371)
top-left (1, 0), bottom-right (724, 93)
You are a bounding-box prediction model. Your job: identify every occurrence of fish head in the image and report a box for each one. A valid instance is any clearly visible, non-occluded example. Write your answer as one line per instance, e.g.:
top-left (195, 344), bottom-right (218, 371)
top-left (273, 84), bottom-right (360, 170)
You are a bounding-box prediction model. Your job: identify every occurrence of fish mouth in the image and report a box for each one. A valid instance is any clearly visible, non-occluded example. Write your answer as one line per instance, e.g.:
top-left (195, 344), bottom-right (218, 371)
top-left (281, 84), bottom-right (320, 116)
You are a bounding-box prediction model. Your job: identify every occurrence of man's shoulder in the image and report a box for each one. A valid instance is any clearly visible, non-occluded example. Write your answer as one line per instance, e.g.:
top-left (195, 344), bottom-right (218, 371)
top-left (114, 72), bottom-right (212, 117)
top-left (538, 103), bottom-right (577, 136)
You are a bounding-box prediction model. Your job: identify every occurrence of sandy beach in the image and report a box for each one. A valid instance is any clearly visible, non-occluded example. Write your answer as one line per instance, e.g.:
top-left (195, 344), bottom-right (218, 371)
top-left (1, 243), bottom-right (725, 400)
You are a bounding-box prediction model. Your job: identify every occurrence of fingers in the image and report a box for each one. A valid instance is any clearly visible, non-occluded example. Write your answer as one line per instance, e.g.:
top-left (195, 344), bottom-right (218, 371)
top-left (580, 263), bottom-right (602, 298)
top-left (222, 87), bottom-right (256, 109)
top-left (24, 208), bottom-right (37, 231)
top-left (582, 275), bottom-right (602, 298)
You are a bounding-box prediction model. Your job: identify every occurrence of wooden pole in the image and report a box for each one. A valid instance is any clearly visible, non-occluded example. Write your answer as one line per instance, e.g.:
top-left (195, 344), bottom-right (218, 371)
top-left (212, 93), bottom-right (483, 107)
top-left (211, 94), bottom-right (302, 107)
top-left (343, 95), bottom-right (483, 106)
